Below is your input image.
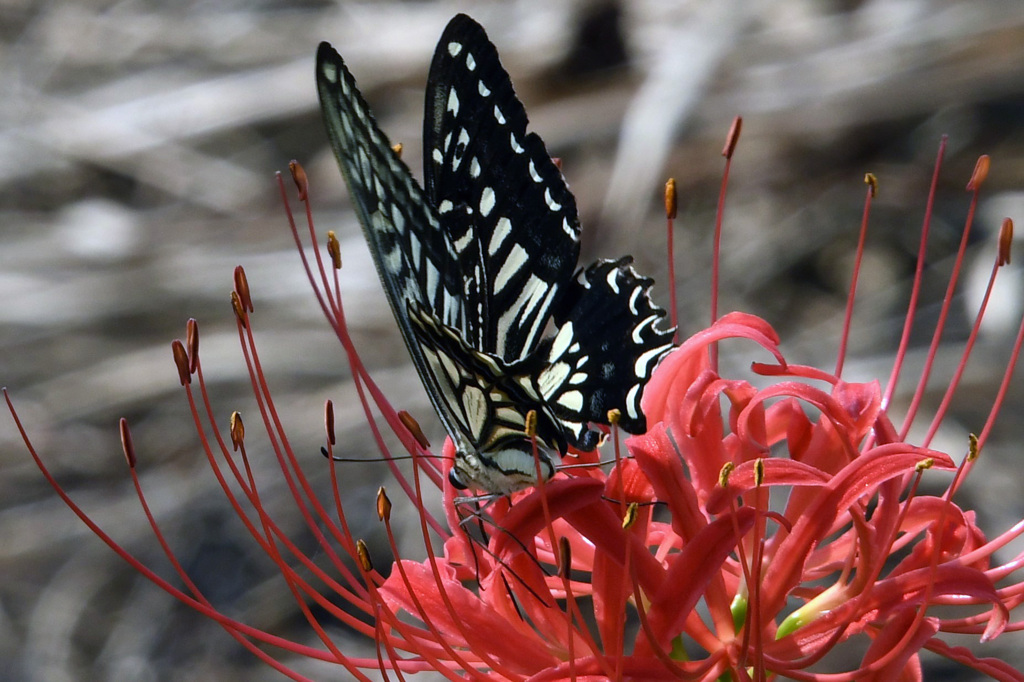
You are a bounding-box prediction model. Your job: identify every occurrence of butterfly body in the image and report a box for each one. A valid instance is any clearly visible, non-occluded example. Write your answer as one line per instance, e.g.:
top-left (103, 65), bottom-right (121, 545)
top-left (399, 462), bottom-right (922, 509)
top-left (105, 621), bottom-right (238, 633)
top-left (317, 15), bottom-right (673, 495)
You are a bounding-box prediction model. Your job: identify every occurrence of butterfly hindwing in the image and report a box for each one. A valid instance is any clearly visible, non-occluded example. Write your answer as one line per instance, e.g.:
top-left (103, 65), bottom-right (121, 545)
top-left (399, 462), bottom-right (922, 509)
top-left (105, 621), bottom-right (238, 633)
top-left (541, 258), bottom-right (676, 448)
top-left (405, 301), bottom-right (566, 452)
top-left (423, 15), bottom-right (582, 363)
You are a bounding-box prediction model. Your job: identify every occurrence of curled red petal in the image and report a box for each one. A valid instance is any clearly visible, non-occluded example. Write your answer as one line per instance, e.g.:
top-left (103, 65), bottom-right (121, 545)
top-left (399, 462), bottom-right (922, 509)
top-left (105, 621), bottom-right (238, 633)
top-left (704, 458), bottom-right (831, 514)
top-left (642, 312), bottom-right (783, 426)
top-left (379, 559), bottom-right (558, 673)
top-left (638, 507), bottom-right (757, 653)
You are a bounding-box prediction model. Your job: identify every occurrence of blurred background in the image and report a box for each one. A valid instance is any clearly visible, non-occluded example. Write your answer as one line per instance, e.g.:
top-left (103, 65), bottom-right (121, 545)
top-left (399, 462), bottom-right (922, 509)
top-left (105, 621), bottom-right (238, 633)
top-left (3, 0), bottom-right (1024, 679)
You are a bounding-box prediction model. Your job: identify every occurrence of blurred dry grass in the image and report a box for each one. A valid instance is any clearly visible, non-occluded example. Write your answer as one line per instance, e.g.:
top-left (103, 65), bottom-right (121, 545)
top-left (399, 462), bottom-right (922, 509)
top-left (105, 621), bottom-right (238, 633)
top-left (2, 0), bottom-right (1024, 679)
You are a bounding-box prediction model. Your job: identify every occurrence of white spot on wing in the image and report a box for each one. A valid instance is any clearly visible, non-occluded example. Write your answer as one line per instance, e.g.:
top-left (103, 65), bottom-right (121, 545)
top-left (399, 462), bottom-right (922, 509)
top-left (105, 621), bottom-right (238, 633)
top-left (462, 385), bottom-right (487, 440)
top-left (496, 274), bottom-right (549, 358)
top-left (466, 53), bottom-right (476, 70)
top-left (426, 261), bottom-right (440, 301)
top-left (521, 284), bottom-right (558, 355)
top-left (544, 188), bottom-right (562, 211)
top-left (549, 322), bottom-right (575, 361)
top-left (491, 448), bottom-right (534, 478)
top-left (539, 361), bottom-right (570, 399)
top-left (634, 345), bottom-right (667, 379)
top-left (408, 232), bottom-right (421, 266)
top-left (626, 385), bottom-right (641, 419)
top-left (453, 129), bottom-right (470, 170)
top-left (628, 286), bottom-right (642, 315)
top-left (442, 287), bottom-right (455, 324)
top-left (632, 316), bottom-right (656, 343)
top-left (390, 204), bottom-right (405, 233)
top-left (510, 133), bottom-right (524, 153)
top-left (557, 390), bottom-right (584, 412)
top-left (447, 88), bottom-right (459, 116)
top-left (479, 187), bottom-right (495, 217)
top-left (494, 106), bottom-right (505, 125)
top-left (448, 41), bottom-right (462, 57)
top-left (375, 212), bottom-right (402, 272)
top-left (470, 157), bottom-right (481, 178)
top-left (528, 160), bottom-right (542, 182)
top-left (436, 347), bottom-right (460, 390)
top-left (488, 217), bottom-right (512, 255)
top-left (439, 200), bottom-right (454, 214)
top-left (478, 80), bottom-right (490, 96)
top-left (493, 243), bottom-right (528, 294)
top-left (605, 268), bottom-right (621, 294)
top-left (454, 229), bottom-right (473, 253)
top-left (561, 217), bottom-right (576, 238)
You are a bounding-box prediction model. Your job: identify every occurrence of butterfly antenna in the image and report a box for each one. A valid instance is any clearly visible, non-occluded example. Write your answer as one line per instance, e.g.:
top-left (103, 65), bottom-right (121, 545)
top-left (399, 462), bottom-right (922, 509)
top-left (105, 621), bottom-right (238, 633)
top-left (319, 446), bottom-right (450, 464)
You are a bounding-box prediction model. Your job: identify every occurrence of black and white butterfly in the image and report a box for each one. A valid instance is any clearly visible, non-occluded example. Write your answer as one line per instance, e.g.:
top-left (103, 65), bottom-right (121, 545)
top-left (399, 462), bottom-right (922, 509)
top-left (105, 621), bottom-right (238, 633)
top-left (316, 14), bottom-right (674, 495)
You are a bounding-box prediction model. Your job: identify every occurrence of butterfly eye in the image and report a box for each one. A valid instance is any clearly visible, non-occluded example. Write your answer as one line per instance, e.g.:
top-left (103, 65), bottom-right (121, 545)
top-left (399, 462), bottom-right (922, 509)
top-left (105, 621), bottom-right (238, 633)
top-left (448, 467), bottom-right (469, 491)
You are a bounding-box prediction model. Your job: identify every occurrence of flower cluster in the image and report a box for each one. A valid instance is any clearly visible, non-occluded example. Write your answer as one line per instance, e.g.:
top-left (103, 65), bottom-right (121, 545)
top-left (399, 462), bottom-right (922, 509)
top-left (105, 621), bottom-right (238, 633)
top-left (8, 133), bottom-right (1024, 680)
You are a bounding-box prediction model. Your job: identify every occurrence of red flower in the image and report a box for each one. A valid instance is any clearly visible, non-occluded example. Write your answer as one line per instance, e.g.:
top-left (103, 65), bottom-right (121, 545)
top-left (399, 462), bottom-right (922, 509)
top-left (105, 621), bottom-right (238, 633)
top-left (8, 137), bottom-right (1024, 680)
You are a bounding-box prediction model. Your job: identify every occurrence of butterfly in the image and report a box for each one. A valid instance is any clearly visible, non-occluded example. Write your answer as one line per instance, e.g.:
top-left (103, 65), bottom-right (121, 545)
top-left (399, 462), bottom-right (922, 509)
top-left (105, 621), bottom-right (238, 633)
top-left (316, 14), bottom-right (674, 495)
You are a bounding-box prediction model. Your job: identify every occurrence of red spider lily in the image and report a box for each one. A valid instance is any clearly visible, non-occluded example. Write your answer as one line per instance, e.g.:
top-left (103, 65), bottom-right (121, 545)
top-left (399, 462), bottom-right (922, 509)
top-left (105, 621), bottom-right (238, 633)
top-left (7, 127), bottom-right (1024, 681)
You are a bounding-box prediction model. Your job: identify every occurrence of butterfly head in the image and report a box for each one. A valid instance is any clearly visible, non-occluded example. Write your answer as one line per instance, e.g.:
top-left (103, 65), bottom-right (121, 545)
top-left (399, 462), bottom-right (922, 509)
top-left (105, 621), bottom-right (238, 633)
top-left (449, 434), bottom-right (557, 496)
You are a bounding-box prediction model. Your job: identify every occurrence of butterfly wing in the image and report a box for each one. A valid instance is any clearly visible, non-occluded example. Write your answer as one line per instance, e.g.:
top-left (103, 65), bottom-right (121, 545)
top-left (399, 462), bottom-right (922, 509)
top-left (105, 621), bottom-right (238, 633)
top-left (422, 14), bottom-right (582, 363)
top-left (318, 17), bottom-right (674, 493)
top-left (422, 15), bottom-right (674, 448)
top-left (540, 258), bottom-right (676, 449)
top-left (316, 43), bottom-right (471, 439)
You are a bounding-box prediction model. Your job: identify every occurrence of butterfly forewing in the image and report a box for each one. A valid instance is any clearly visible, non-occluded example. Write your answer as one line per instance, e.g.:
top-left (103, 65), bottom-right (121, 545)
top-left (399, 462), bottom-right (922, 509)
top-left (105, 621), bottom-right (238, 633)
top-left (316, 43), bottom-right (471, 439)
top-left (423, 15), bottom-right (582, 363)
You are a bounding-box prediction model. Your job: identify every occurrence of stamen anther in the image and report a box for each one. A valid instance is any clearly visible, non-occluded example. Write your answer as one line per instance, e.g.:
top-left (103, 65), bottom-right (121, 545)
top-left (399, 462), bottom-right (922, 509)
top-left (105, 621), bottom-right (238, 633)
top-left (186, 318), bottom-right (199, 374)
top-left (230, 411), bottom-right (244, 451)
top-left (233, 266), bottom-right (253, 313)
top-left (119, 417), bottom-right (136, 468)
top-left (325, 400), bottom-right (336, 446)
top-left (664, 178), bottom-right (677, 220)
top-left (289, 160), bottom-right (308, 201)
top-left (525, 409), bottom-right (538, 438)
top-left (377, 487), bottom-right (392, 522)
top-left (356, 539), bottom-right (373, 572)
top-left (723, 116), bottom-right (742, 159)
top-left (719, 461), bottom-right (735, 487)
top-left (171, 340), bottom-right (191, 386)
top-left (864, 172), bottom-right (877, 197)
top-left (398, 410), bottom-right (430, 448)
top-left (559, 536), bottom-right (572, 578)
top-left (999, 218), bottom-right (1013, 266)
top-left (230, 292), bottom-right (247, 327)
top-left (622, 501), bottom-right (639, 530)
top-left (327, 231), bottom-right (342, 270)
top-left (967, 155), bottom-right (990, 191)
